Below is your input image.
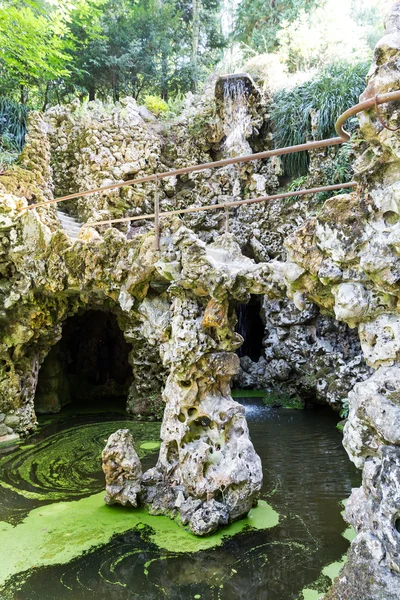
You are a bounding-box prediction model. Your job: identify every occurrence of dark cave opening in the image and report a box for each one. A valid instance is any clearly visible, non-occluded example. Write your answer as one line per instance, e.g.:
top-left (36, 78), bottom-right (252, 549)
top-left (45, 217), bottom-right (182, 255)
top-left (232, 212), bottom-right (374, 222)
top-left (35, 310), bottom-right (133, 414)
top-left (235, 295), bottom-right (265, 362)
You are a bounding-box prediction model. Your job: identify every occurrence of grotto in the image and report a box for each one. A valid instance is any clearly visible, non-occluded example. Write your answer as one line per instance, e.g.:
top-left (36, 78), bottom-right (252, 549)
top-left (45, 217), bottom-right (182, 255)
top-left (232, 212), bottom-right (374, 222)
top-left (34, 310), bottom-right (133, 414)
top-left (235, 296), bottom-right (265, 362)
top-left (1, 3), bottom-right (400, 599)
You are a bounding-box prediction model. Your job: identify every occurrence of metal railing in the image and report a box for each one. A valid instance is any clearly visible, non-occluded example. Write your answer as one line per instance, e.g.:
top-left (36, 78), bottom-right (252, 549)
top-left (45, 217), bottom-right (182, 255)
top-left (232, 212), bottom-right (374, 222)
top-left (17, 90), bottom-right (400, 248)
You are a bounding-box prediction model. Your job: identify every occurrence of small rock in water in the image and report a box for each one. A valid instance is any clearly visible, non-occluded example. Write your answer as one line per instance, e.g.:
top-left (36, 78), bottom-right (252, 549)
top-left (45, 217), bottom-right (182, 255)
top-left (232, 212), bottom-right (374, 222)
top-left (102, 429), bottom-right (142, 507)
top-left (189, 500), bottom-right (229, 536)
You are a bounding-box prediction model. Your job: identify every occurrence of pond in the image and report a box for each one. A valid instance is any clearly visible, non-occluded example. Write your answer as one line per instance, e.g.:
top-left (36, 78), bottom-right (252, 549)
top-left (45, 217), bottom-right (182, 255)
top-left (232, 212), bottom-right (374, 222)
top-left (0, 397), bottom-right (359, 600)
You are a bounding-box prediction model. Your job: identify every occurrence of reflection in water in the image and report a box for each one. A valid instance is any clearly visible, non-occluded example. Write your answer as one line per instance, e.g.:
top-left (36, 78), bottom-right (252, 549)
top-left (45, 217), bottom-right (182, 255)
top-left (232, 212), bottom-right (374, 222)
top-left (0, 403), bottom-right (359, 600)
top-left (0, 414), bottom-right (160, 525)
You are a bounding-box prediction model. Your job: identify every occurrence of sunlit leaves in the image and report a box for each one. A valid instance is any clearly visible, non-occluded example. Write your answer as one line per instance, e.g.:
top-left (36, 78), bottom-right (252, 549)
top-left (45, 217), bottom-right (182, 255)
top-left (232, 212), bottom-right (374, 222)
top-left (0, 2), bottom-right (71, 84)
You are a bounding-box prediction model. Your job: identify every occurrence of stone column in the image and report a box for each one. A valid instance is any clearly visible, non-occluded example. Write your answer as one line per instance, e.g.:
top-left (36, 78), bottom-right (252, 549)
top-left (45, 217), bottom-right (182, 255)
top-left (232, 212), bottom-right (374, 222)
top-left (140, 292), bottom-right (263, 535)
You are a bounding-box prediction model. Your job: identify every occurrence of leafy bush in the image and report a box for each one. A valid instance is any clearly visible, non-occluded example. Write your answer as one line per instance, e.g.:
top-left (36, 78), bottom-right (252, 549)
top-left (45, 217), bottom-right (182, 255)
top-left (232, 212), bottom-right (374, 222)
top-left (0, 97), bottom-right (29, 150)
top-left (143, 94), bottom-right (168, 117)
top-left (0, 97), bottom-right (29, 171)
top-left (270, 60), bottom-right (369, 176)
top-left (164, 91), bottom-right (186, 119)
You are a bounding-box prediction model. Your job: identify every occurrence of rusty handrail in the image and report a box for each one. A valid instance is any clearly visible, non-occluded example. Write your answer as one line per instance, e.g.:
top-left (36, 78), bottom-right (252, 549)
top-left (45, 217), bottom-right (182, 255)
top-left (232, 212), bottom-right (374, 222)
top-left (19, 137), bottom-right (344, 211)
top-left (84, 181), bottom-right (357, 228)
top-left (17, 90), bottom-right (400, 215)
top-left (335, 90), bottom-right (400, 140)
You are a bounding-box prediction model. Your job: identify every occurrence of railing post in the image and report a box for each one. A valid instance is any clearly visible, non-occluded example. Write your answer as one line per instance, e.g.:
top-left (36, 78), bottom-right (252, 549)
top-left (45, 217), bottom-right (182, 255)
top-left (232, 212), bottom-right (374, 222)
top-left (225, 205), bottom-right (230, 234)
top-left (154, 175), bottom-right (160, 251)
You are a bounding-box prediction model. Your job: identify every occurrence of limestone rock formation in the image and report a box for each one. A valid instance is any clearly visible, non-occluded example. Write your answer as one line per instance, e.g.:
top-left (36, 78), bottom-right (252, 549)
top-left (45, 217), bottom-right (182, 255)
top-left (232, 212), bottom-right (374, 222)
top-left (235, 296), bottom-right (372, 407)
top-left (279, 5), bottom-right (400, 596)
top-left (0, 34), bottom-right (383, 547)
top-left (0, 169), bottom-right (278, 531)
top-left (0, 70), bottom-right (368, 425)
top-left (102, 429), bottom-right (142, 507)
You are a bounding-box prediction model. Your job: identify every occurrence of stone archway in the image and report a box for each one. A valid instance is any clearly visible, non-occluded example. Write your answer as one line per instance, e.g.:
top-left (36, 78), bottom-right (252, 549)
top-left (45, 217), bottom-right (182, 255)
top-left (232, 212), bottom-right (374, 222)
top-left (34, 310), bottom-right (133, 414)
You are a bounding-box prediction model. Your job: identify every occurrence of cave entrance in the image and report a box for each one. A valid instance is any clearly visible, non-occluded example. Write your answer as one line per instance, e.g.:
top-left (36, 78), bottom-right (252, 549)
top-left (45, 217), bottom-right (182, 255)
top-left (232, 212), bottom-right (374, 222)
top-left (235, 295), bottom-right (265, 362)
top-left (35, 310), bottom-right (133, 414)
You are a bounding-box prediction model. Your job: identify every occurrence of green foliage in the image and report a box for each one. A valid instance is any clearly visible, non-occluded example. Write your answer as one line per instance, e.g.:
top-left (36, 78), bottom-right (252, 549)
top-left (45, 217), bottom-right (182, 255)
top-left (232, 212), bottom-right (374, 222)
top-left (0, 97), bottom-right (29, 171)
top-left (234, 0), bottom-right (321, 56)
top-left (0, 1), bottom-right (71, 93)
top-left (339, 397), bottom-right (349, 419)
top-left (0, 0), bottom-right (224, 108)
top-left (270, 60), bottom-right (368, 176)
top-left (0, 98), bottom-right (28, 150)
top-left (163, 92), bottom-right (186, 119)
top-left (68, 0), bottom-right (225, 103)
top-left (276, 0), bottom-right (376, 73)
top-left (263, 390), bottom-right (304, 410)
top-left (144, 95), bottom-right (168, 116)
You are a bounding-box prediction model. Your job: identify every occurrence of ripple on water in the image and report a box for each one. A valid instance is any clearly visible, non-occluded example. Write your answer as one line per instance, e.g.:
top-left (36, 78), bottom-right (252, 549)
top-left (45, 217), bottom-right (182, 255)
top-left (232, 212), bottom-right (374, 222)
top-left (0, 420), bottom-right (160, 518)
top-left (0, 406), bottom-right (360, 600)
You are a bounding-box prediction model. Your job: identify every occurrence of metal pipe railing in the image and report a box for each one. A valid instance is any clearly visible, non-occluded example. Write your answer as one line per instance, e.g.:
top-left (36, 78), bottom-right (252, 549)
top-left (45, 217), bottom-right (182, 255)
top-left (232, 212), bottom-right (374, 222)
top-left (85, 181), bottom-right (357, 227)
top-left (16, 90), bottom-right (400, 229)
top-left (20, 137), bottom-right (344, 212)
top-left (335, 90), bottom-right (400, 140)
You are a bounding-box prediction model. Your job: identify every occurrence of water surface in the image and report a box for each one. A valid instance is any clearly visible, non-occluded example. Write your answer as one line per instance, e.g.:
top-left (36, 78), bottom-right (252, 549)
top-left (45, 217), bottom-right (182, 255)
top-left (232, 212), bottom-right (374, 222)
top-left (0, 401), bottom-right (359, 599)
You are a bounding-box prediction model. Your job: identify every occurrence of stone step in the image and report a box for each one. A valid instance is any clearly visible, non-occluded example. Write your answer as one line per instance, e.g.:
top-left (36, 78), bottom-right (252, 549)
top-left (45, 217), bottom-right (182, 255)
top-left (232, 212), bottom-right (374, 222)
top-left (57, 209), bottom-right (82, 239)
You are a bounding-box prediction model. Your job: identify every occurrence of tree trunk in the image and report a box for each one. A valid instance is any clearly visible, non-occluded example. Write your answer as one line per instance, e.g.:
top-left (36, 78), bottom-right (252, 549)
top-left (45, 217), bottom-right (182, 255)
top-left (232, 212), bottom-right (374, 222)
top-left (20, 85), bottom-right (28, 105)
top-left (191, 0), bottom-right (201, 92)
top-left (112, 71), bottom-right (120, 102)
top-left (161, 48), bottom-right (169, 100)
top-left (88, 85), bottom-right (95, 102)
top-left (42, 83), bottom-right (51, 112)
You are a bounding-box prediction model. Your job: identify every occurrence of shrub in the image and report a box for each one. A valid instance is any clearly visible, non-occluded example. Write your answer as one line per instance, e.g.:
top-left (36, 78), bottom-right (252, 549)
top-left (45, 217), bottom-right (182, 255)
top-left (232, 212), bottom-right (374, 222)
top-left (0, 97), bottom-right (29, 171)
top-left (0, 97), bottom-right (29, 150)
top-left (164, 91), bottom-right (186, 119)
top-left (143, 94), bottom-right (168, 116)
top-left (270, 60), bottom-right (369, 176)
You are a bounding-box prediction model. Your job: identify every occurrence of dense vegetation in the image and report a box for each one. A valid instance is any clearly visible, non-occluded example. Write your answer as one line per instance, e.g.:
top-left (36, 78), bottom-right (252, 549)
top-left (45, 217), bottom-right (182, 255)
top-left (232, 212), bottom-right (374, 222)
top-left (0, 0), bottom-right (384, 108)
top-left (234, 0), bottom-right (320, 56)
top-left (271, 61), bottom-right (369, 176)
top-left (0, 0), bottom-right (385, 173)
top-left (0, 0), bottom-right (225, 108)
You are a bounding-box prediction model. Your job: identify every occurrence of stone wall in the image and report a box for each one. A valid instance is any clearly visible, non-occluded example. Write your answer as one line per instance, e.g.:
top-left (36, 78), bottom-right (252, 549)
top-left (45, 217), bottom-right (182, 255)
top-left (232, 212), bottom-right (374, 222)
top-left (235, 296), bottom-right (372, 407)
top-left (281, 5), bottom-right (400, 596)
top-left (12, 74), bottom-right (365, 410)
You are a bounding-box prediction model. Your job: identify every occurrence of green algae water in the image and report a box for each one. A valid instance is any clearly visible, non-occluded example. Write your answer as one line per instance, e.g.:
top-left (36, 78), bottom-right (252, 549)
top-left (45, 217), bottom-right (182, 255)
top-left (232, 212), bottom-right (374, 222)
top-left (0, 401), bottom-right (359, 599)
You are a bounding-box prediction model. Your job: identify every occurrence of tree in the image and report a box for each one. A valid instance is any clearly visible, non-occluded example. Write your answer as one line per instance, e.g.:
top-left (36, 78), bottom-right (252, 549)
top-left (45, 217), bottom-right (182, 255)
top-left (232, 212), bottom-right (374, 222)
top-left (234, 0), bottom-right (322, 56)
top-left (191, 0), bottom-right (201, 90)
top-left (0, 0), bottom-right (71, 103)
top-left (277, 0), bottom-right (377, 72)
top-left (0, 0), bottom-right (225, 108)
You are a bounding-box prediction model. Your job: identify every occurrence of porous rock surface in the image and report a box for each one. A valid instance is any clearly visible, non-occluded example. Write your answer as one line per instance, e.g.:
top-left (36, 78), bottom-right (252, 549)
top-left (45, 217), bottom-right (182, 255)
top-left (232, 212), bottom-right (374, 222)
top-left (0, 171), bottom-right (282, 532)
top-left (102, 429), bottom-right (142, 507)
top-left (100, 239), bottom-right (270, 535)
top-left (280, 6), bottom-right (400, 597)
top-left (0, 18), bottom-right (390, 548)
top-left (235, 296), bottom-right (372, 406)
